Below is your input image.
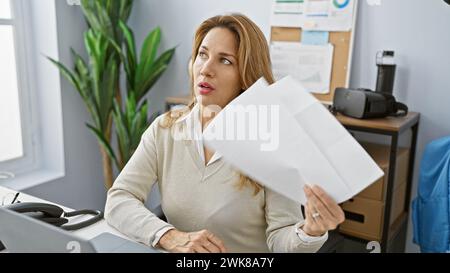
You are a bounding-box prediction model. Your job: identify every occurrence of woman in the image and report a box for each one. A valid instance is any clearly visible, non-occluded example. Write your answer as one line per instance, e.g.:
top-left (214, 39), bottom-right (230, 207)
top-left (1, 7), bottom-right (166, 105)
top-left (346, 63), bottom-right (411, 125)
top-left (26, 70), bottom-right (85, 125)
top-left (105, 13), bottom-right (345, 253)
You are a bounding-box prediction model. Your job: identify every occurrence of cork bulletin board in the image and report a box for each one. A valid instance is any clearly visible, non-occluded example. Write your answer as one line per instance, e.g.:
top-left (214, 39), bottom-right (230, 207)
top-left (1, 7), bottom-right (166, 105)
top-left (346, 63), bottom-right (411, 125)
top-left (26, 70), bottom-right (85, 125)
top-left (270, 1), bottom-right (359, 103)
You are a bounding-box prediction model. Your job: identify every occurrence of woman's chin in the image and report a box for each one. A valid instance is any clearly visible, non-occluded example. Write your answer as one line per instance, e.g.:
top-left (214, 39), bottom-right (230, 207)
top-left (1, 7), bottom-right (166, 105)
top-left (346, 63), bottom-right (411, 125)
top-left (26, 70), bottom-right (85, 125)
top-left (200, 100), bottom-right (225, 111)
top-left (198, 96), bottom-right (215, 106)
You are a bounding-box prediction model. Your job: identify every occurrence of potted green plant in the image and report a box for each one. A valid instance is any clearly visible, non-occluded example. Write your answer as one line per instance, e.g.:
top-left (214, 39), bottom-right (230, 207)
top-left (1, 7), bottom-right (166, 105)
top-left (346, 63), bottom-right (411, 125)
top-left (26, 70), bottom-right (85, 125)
top-left (49, 0), bottom-right (175, 189)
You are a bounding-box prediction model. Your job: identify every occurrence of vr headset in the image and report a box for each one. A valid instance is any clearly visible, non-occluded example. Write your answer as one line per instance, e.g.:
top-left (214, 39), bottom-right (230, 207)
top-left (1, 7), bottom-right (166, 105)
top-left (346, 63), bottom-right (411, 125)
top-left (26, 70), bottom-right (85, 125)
top-left (332, 88), bottom-right (408, 119)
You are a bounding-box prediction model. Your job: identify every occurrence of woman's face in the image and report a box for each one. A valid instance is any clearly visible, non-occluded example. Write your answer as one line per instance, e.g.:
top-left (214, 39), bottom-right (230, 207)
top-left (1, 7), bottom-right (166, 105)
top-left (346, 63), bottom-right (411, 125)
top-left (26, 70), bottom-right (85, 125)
top-left (193, 27), bottom-right (242, 109)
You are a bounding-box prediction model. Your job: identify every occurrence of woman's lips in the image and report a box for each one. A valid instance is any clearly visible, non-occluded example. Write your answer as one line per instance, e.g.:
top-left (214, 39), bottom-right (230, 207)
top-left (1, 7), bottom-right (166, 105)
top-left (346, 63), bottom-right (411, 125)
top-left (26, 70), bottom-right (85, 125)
top-left (198, 82), bottom-right (215, 95)
top-left (199, 88), bottom-right (214, 95)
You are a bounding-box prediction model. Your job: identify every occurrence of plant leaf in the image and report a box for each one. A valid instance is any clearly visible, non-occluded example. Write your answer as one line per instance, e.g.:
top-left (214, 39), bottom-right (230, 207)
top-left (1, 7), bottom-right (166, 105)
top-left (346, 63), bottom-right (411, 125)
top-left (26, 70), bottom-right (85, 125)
top-left (137, 27), bottom-right (161, 82)
top-left (119, 0), bottom-right (133, 23)
top-left (80, 0), bottom-right (102, 31)
top-left (47, 57), bottom-right (81, 95)
top-left (119, 20), bottom-right (136, 90)
top-left (126, 93), bottom-right (137, 130)
top-left (98, 54), bottom-right (118, 130)
top-left (113, 99), bottom-right (129, 168)
top-left (140, 27), bottom-right (160, 65)
top-left (86, 123), bottom-right (119, 170)
top-left (135, 47), bottom-right (176, 100)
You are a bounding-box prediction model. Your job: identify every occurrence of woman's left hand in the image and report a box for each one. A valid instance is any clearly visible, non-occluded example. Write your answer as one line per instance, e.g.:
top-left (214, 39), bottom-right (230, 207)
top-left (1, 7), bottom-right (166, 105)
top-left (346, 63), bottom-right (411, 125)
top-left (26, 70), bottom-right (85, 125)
top-left (301, 184), bottom-right (346, 237)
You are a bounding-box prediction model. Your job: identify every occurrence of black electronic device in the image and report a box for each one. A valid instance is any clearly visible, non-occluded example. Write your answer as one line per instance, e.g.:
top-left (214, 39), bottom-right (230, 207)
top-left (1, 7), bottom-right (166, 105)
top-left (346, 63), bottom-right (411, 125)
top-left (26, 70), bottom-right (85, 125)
top-left (332, 88), bottom-right (408, 119)
top-left (3, 202), bottom-right (103, 231)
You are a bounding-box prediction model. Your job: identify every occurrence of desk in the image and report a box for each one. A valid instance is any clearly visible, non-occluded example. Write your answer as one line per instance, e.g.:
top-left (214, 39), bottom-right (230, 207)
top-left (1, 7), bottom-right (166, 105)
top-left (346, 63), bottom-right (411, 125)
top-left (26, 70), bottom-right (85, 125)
top-left (335, 112), bottom-right (420, 252)
top-left (0, 185), bottom-right (127, 251)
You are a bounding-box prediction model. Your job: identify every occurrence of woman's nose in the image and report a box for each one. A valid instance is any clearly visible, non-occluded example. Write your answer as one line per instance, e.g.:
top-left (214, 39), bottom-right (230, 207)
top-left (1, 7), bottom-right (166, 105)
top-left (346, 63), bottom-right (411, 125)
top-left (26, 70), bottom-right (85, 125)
top-left (200, 59), bottom-right (215, 77)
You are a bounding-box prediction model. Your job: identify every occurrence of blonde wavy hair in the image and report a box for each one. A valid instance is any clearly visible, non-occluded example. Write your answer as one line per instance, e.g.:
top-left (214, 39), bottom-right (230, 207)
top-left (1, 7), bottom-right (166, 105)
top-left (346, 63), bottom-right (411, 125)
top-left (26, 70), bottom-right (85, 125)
top-left (160, 13), bottom-right (275, 195)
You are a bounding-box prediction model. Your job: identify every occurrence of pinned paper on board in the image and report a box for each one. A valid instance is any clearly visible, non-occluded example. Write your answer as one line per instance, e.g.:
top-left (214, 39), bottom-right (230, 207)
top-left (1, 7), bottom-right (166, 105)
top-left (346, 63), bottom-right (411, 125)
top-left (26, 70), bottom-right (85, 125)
top-left (270, 0), bottom-right (305, 28)
top-left (303, 0), bottom-right (355, 31)
top-left (301, 31), bottom-right (329, 45)
top-left (270, 0), bottom-right (356, 31)
top-left (270, 42), bottom-right (334, 94)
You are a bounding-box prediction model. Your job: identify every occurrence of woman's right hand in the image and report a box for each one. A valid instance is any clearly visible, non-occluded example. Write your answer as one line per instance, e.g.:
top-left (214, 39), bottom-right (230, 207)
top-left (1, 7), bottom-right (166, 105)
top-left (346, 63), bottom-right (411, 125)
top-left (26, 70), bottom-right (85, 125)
top-left (158, 229), bottom-right (227, 253)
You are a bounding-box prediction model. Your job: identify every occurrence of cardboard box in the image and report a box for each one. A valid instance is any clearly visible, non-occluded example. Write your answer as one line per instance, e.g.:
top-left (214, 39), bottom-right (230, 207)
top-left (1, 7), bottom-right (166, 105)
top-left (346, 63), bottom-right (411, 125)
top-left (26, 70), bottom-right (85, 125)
top-left (339, 180), bottom-right (408, 241)
top-left (339, 197), bottom-right (384, 241)
top-left (339, 142), bottom-right (410, 241)
top-left (357, 143), bottom-right (409, 201)
top-left (357, 174), bottom-right (385, 201)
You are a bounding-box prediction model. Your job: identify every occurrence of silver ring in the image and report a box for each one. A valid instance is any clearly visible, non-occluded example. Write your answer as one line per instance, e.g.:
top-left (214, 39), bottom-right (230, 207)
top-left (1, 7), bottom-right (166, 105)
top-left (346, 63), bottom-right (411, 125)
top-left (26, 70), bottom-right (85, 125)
top-left (312, 212), bottom-right (320, 218)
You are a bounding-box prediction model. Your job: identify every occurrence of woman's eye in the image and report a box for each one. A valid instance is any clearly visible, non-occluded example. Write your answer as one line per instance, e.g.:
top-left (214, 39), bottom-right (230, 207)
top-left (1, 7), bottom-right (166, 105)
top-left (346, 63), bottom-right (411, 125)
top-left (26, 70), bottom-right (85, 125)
top-left (222, 58), bottom-right (232, 65)
top-left (198, 52), bottom-right (207, 58)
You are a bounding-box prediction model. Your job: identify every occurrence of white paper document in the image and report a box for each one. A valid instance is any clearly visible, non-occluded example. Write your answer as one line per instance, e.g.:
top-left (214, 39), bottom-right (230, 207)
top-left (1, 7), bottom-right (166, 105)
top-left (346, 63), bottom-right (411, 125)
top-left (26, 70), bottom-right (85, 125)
top-left (270, 0), bottom-right (355, 31)
top-left (303, 0), bottom-right (356, 31)
top-left (203, 77), bottom-right (384, 205)
top-left (271, 42), bottom-right (334, 94)
top-left (271, 0), bottom-right (305, 28)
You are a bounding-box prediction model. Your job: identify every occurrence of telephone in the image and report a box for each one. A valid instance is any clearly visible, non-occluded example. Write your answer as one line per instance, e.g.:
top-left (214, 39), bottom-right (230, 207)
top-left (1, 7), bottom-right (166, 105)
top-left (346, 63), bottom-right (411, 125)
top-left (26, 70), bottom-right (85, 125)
top-left (3, 202), bottom-right (103, 231)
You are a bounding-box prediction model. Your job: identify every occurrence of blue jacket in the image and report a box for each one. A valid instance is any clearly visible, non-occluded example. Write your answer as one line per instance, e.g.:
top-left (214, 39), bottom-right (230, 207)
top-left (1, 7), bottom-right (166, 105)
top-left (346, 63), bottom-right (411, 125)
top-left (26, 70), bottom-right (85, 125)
top-left (412, 136), bottom-right (450, 253)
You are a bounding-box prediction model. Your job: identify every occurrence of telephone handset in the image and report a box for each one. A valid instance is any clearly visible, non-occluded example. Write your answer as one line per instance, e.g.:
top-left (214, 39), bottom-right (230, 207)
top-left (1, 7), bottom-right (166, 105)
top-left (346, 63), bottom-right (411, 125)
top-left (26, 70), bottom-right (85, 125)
top-left (5, 202), bottom-right (68, 226)
top-left (4, 202), bottom-right (103, 230)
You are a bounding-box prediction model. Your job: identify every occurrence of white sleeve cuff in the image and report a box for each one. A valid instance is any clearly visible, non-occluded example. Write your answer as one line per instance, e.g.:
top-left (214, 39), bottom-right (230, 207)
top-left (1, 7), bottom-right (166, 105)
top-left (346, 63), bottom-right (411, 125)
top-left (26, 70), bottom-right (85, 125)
top-left (151, 226), bottom-right (175, 247)
top-left (294, 221), bottom-right (328, 244)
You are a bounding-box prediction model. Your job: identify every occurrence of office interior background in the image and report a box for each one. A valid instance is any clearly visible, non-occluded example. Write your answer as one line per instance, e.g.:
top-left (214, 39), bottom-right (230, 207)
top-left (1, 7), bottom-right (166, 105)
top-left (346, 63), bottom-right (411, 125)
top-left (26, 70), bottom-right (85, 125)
top-left (0, 0), bottom-right (449, 253)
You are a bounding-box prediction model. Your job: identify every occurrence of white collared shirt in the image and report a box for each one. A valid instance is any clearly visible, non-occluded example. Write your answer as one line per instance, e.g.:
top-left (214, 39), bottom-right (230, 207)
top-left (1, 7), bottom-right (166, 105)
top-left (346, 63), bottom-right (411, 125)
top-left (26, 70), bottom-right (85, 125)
top-left (189, 103), bottom-right (222, 166)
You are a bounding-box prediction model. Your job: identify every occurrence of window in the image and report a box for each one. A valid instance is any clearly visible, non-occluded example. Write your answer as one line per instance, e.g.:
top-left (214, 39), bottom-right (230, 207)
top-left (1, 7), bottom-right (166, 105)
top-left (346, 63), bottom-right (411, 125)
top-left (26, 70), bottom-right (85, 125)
top-left (0, 0), bottom-right (64, 188)
top-left (0, 0), bottom-right (36, 175)
top-left (0, 0), bottom-right (24, 163)
top-left (0, 0), bottom-right (11, 18)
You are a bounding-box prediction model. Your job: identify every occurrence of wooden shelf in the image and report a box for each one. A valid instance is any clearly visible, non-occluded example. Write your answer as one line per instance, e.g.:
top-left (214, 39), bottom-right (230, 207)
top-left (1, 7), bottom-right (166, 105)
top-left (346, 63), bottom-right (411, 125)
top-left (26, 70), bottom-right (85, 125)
top-left (335, 112), bottom-right (420, 133)
top-left (388, 212), bottom-right (408, 242)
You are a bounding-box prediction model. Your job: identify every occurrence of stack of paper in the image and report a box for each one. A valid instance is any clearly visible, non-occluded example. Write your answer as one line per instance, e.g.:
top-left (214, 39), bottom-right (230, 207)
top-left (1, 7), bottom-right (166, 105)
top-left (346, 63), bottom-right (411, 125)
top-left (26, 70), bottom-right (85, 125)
top-left (203, 76), bottom-right (383, 205)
